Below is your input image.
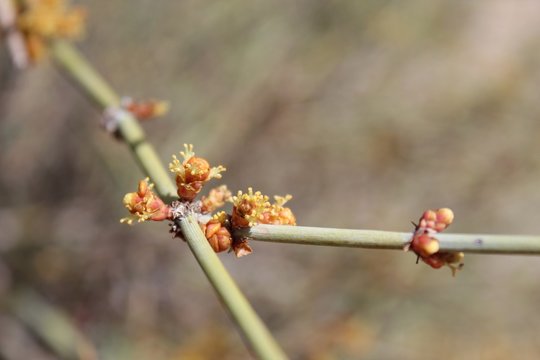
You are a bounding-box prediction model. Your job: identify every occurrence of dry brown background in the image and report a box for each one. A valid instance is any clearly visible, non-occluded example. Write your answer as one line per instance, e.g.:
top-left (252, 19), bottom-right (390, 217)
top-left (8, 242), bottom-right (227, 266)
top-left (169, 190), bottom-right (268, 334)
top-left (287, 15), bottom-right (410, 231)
top-left (2, 0), bottom-right (540, 359)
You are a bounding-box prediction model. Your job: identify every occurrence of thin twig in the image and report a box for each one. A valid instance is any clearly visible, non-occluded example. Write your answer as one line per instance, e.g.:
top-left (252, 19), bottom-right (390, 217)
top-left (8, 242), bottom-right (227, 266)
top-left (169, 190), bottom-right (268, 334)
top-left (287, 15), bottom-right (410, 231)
top-left (50, 40), bottom-right (287, 360)
top-left (49, 40), bottom-right (176, 200)
top-left (236, 225), bottom-right (540, 255)
top-left (180, 216), bottom-right (287, 360)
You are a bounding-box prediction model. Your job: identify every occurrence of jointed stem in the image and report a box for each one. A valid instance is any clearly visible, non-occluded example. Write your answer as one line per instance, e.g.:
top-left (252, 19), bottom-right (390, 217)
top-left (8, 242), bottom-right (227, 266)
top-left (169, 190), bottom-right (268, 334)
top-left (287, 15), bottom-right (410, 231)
top-left (180, 216), bottom-right (287, 360)
top-left (50, 40), bottom-right (176, 200)
top-left (236, 225), bottom-right (540, 255)
top-left (50, 40), bottom-right (287, 360)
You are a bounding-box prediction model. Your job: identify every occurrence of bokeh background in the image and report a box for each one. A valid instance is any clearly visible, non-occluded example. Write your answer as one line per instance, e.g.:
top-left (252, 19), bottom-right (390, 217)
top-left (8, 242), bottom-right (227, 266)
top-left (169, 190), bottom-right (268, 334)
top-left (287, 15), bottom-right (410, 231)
top-left (2, 0), bottom-right (540, 359)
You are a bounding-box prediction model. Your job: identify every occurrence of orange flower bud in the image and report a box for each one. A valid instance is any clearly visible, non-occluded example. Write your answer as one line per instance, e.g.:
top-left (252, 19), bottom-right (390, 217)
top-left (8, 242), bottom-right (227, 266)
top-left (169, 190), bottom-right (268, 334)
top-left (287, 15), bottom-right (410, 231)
top-left (420, 255), bottom-right (445, 269)
top-left (185, 157), bottom-right (211, 183)
top-left (422, 210), bottom-right (437, 222)
top-left (176, 181), bottom-right (204, 202)
top-left (169, 144), bottom-right (226, 201)
top-left (436, 208), bottom-right (454, 227)
top-left (199, 218), bottom-right (232, 253)
top-left (230, 188), bottom-right (270, 228)
top-left (409, 207), bottom-right (463, 275)
top-left (121, 178), bottom-right (171, 224)
top-left (230, 189), bottom-right (296, 228)
top-left (121, 97), bottom-right (170, 120)
top-left (411, 232), bottom-right (440, 258)
top-left (258, 195), bottom-right (296, 225)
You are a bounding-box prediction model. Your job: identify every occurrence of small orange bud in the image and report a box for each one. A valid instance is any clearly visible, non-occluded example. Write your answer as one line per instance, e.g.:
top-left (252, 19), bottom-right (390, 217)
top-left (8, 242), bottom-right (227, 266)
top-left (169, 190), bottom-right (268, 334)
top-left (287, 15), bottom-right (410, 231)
top-left (258, 196), bottom-right (296, 225)
top-left (185, 157), bottom-right (211, 183)
top-left (121, 178), bottom-right (171, 224)
top-left (409, 207), bottom-right (463, 275)
top-left (436, 208), bottom-right (454, 227)
top-left (200, 218), bottom-right (232, 253)
top-left (422, 210), bottom-right (437, 222)
top-left (176, 181), bottom-right (204, 202)
top-left (122, 98), bottom-right (170, 120)
top-left (421, 255), bottom-right (445, 269)
top-left (205, 221), bottom-right (222, 239)
top-left (231, 188), bottom-right (270, 228)
top-left (169, 144), bottom-right (226, 201)
top-left (433, 223), bottom-right (447, 232)
top-left (230, 189), bottom-right (296, 228)
top-left (410, 231), bottom-right (439, 258)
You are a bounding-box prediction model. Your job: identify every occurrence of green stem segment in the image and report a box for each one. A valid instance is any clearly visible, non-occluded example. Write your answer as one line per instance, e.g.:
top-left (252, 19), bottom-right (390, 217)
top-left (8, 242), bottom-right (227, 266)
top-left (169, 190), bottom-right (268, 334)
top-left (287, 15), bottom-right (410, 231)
top-left (236, 225), bottom-right (540, 255)
top-left (50, 40), bottom-right (175, 200)
top-left (50, 40), bottom-right (287, 359)
top-left (180, 216), bottom-right (287, 360)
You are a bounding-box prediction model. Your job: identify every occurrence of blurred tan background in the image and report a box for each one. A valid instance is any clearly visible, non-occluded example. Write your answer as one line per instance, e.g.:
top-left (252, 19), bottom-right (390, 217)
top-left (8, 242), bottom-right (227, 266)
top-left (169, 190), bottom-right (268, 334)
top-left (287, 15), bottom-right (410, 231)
top-left (2, 0), bottom-right (540, 359)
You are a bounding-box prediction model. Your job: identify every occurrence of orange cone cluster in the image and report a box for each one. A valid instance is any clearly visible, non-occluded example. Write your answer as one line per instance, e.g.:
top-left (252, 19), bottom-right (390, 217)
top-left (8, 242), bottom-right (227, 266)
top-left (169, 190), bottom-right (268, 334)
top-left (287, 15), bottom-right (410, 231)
top-left (121, 97), bottom-right (170, 120)
top-left (231, 189), bottom-right (296, 228)
top-left (409, 208), bottom-right (464, 276)
top-left (122, 145), bottom-right (296, 257)
top-left (169, 144), bottom-right (226, 201)
top-left (121, 178), bottom-right (172, 224)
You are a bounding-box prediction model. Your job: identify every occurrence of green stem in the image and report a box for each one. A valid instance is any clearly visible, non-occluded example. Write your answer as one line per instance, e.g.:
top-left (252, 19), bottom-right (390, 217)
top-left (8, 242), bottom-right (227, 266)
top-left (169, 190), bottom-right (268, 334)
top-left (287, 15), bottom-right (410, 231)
top-left (50, 40), bottom-right (287, 359)
top-left (236, 225), bottom-right (540, 255)
top-left (180, 216), bottom-right (287, 360)
top-left (50, 40), bottom-right (175, 200)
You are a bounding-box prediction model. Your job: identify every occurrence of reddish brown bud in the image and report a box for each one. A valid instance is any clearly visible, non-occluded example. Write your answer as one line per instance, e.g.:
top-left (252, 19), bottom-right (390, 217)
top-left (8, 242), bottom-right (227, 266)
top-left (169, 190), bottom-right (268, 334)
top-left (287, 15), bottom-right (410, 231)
top-left (121, 178), bottom-right (172, 224)
top-left (408, 207), bottom-right (463, 275)
top-left (411, 232), bottom-right (440, 258)
top-left (200, 219), bottom-right (232, 253)
top-left (169, 144), bottom-right (226, 202)
top-left (436, 208), bottom-right (454, 227)
top-left (421, 255), bottom-right (445, 269)
top-left (422, 210), bottom-right (437, 222)
top-left (185, 157), bottom-right (210, 183)
top-left (176, 180), bottom-right (204, 201)
top-left (123, 98), bottom-right (169, 120)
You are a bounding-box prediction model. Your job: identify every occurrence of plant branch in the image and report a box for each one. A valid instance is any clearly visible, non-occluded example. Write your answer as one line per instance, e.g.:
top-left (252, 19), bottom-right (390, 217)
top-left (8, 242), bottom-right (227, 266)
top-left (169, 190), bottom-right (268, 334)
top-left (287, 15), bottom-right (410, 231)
top-left (236, 225), bottom-right (540, 255)
top-left (50, 40), bottom-right (287, 359)
top-left (50, 40), bottom-right (176, 200)
top-left (180, 216), bottom-right (287, 360)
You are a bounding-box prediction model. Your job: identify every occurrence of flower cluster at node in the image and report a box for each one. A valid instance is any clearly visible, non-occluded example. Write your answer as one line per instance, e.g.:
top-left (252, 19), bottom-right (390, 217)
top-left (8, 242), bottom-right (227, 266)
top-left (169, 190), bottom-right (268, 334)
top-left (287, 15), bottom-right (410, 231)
top-left (121, 145), bottom-right (296, 257)
top-left (120, 97), bottom-right (170, 120)
top-left (169, 144), bottom-right (226, 201)
top-left (120, 178), bottom-right (171, 224)
top-left (231, 189), bottom-right (296, 228)
top-left (15, 0), bottom-right (86, 63)
top-left (407, 208), bottom-right (464, 276)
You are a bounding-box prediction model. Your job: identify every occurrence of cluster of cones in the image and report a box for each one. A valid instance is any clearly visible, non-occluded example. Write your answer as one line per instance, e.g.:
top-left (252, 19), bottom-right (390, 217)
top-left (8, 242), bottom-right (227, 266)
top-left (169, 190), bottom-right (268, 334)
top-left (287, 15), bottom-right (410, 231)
top-left (121, 145), bottom-right (296, 257)
top-left (408, 208), bottom-right (464, 276)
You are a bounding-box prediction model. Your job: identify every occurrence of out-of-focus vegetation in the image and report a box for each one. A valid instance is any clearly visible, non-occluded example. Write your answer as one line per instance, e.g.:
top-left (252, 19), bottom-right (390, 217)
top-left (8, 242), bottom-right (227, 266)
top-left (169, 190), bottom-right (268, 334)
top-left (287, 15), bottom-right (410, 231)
top-left (2, 1), bottom-right (540, 359)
